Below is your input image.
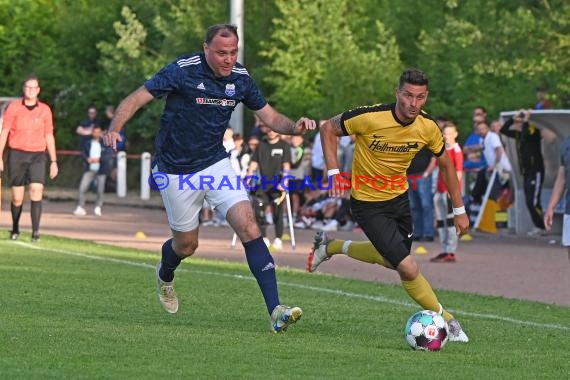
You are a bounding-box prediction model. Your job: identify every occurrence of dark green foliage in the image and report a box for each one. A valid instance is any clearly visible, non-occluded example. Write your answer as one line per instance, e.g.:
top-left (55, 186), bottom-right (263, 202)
top-left (0, 0), bottom-right (567, 151)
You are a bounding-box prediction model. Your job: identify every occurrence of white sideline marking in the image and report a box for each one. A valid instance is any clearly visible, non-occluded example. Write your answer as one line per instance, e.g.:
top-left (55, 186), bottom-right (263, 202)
top-left (14, 242), bottom-right (570, 331)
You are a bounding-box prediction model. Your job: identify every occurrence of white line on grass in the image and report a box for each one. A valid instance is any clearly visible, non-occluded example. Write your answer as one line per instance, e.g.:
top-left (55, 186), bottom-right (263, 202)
top-left (14, 241), bottom-right (570, 331)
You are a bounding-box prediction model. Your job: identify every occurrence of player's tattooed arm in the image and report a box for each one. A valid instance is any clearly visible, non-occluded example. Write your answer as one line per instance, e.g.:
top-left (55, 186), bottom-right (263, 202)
top-left (327, 114), bottom-right (344, 137)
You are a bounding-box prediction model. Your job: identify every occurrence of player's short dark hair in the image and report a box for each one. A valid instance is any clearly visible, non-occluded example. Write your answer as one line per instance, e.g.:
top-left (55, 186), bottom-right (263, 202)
top-left (205, 24), bottom-right (238, 44)
top-left (398, 68), bottom-right (428, 89)
top-left (23, 74), bottom-right (39, 86)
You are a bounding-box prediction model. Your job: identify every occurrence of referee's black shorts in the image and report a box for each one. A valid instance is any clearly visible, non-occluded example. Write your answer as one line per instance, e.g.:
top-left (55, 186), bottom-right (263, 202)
top-left (8, 149), bottom-right (47, 186)
top-left (350, 192), bottom-right (413, 268)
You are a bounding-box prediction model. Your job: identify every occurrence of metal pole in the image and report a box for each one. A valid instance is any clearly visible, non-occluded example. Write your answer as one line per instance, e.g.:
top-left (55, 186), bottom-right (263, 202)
top-left (474, 169), bottom-right (497, 229)
top-left (285, 192), bottom-right (296, 250)
top-left (229, 0), bottom-right (244, 135)
top-left (116, 151), bottom-right (127, 198)
top-left (140, 152), bottom-right (151, 200)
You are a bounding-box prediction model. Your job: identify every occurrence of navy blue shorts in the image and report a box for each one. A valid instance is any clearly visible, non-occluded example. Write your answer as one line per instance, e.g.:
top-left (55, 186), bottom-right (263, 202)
top-left (350, 192), bottom-right (413, 268)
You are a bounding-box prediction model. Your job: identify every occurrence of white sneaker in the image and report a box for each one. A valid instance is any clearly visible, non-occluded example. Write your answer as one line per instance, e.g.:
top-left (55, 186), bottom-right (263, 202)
top-left (448, 319), bottom-right (469, 342)
top-left (270, 305), bottom-right (303, 333)
top-left (94, 206), bottom-right (102, 216)
top-left (307, 231), bottom-right (331, 273)
top-left (156, 263), bottom-right (178, 314)
top-left (527, 227), bottom-right (545, 237)
top-left (294, 220), bottom-right (308, 229)
top-left (310, 220), bottom-right (325, 230)
top-left (73, 206), bottom-right (87, 216)
top-left (272, 238), bottom-right (283, 250)
top-left (321, 219), bottom-right (339, 232)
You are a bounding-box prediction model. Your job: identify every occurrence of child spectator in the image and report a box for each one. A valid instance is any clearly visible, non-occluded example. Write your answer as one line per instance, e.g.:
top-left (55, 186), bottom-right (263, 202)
top-left (431, 123), bottom-right (463, 262)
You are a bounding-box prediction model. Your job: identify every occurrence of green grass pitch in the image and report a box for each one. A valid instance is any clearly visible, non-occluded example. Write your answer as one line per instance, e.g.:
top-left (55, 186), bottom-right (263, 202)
top-left (0, 235), bottom-right (568, 379)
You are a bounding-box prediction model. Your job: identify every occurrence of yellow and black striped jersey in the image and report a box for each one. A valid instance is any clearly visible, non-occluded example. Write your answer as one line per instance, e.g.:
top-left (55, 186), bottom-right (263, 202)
top-left (340, 103), bottom-right (444, 201)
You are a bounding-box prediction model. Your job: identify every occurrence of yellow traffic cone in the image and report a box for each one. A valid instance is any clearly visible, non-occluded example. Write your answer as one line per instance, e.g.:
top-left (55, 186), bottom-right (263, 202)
top-left (478, 199), bottom-right (498, 234)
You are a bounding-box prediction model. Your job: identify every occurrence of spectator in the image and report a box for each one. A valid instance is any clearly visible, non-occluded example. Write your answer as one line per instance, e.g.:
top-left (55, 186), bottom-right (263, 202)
top-left (229, 133), bottom-right (249, 177)
top-left (407, 147), bottom-right (437, 242)
top-left (463, 109), bottom-right (488, 215)
top-left (250, 114), bottom-right (268, 140)
top-left (76, 106), bottom-right (100, 138)
top-left (310, 128), bottom-right (325, 186)
top-left (246, 129), bottom-right (291, 250)
top-left (73, 125), bottom-right (112, 216)
top-left (436, 115), bottom-right (448, 130)
top-left (0, 75), bottom-right (58, 242)
top-left (463, 107), bottom-right (487, 173)
top-left (289, 135), bottom-right (306, 219)
top-left (534, 87), bottom-right (552, 110)
top-left (544, 136), bottom-right (570, 262)
top-left (490, 119), bottom-right (503, 135)
top-left (472, 121), bottom-right (512, 212)
top-left (339, 135), bottom-right (355, 174)
top-left (431, 123), bottom-right (463, 262)
top-left (500, 109), bottom-right (545, 236)
top-left (247, 135), bottom-right (260, 153)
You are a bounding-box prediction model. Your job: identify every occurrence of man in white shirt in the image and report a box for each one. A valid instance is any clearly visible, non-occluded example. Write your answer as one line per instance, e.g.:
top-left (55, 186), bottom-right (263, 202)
top-left (477, 122), bottom-right (512, 173)
top-left (475, 121), bottom-right (512, 201)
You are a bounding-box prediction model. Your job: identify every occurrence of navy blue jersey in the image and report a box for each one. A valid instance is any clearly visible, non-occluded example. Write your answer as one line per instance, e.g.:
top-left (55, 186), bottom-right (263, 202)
top-left (145, 53), bottom-right (267, 173)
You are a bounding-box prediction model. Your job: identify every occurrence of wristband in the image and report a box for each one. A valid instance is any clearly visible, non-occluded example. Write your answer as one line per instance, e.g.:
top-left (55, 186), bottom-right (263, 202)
top-left (453, 206), bottom-right (466, 216)
top-left (327, 168), bottom-right (340, 176)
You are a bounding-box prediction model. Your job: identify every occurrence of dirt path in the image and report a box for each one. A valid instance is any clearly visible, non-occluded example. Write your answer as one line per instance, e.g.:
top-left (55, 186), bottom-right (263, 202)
top-left (1, 196), bottom-right (569, 307)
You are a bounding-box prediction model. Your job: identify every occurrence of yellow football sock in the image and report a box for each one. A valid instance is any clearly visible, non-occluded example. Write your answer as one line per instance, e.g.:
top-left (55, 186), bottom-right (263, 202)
top-left (401, 273), bottom-right (454, 321)
top-left (327, 240), bottom-right (387, 267)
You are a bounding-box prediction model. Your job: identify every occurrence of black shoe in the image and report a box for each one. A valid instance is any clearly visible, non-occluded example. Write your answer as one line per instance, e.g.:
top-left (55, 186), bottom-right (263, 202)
top-left (31, 233), bottom-right (40, 243)
top-left (10, 231), bottom-right (19, 240)
top-left (412, 235), bottom-right (422, 242)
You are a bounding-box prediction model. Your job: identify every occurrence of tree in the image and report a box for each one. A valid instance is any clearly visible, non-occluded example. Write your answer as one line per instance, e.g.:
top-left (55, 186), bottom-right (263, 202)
top-left (97, 1), bottom-right (225, 142)
top-left (261, 0), bottom-right (402, 119)
top-left (416, 0), bottom-right (570, 137)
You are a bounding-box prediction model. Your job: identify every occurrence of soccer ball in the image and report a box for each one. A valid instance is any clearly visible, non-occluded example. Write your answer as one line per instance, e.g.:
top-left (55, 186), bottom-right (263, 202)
top-left (404, 310), bottom-right (449, 351)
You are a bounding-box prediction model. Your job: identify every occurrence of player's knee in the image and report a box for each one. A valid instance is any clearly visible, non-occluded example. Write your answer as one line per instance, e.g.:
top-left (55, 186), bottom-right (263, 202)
top-left (12, 198), bottom-right (24, 206)
top-left (396, 256), bottom-right (419, 281)
top-left (176, 240), bottom-right (198, 258)
top-left (242, 222), bottom-right (261, 241)
top-left (29, 186), bottom-right (44, 201)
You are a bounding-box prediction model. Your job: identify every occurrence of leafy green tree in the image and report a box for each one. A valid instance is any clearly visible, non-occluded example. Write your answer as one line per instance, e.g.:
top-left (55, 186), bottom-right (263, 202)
top-left (97, 1), bottom-right (225, 142)
top-left (261, 0), bottom-right (403, 120)
top-left (416, 0), bottom-right (570, 138)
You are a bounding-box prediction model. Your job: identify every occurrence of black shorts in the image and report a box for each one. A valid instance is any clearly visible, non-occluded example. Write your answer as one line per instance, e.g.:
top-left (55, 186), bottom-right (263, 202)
top-left (8, 149), bottom-right (47, 186)
top-left (350, 192), bottom-right (413, 268)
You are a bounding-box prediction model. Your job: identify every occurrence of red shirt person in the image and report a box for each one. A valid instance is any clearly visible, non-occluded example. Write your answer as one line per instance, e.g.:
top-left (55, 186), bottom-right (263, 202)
top-left (0, 75), bottom-right (58, 242)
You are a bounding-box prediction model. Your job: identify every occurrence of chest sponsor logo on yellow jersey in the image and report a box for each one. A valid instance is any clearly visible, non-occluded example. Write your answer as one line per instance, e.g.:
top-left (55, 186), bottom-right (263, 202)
top-left (368, 135), bottom-right (419, 153)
